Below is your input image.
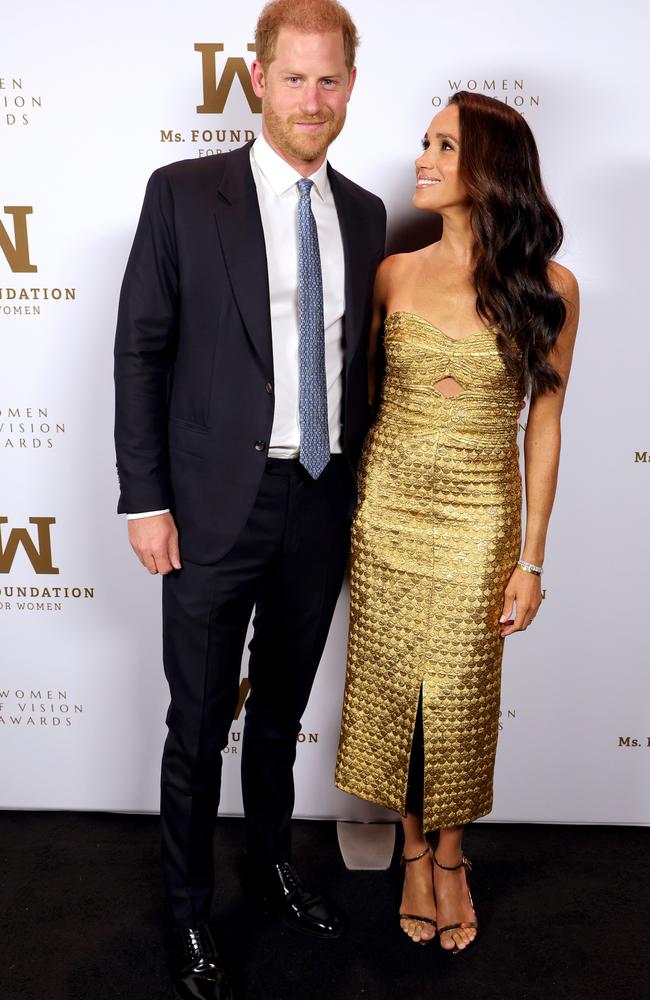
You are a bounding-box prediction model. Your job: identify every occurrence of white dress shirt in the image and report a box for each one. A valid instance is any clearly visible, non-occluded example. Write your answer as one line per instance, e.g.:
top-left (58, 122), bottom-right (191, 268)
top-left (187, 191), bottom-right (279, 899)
top-left (250, 132), bottom-right (346, 458)
top-left (127, 133), bottom-right (346, 518)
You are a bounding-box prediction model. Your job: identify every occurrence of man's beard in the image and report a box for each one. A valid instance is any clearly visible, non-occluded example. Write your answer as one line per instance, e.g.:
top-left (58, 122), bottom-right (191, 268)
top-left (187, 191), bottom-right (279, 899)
top-left (263, 102), bottom-right (346, 162)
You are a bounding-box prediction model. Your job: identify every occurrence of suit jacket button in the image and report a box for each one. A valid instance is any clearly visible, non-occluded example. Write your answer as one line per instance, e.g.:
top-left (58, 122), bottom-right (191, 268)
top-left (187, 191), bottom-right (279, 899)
top-left (265, 382), bottom-right (273, 394)
top-left (254, 440), bottom-right (266, 452)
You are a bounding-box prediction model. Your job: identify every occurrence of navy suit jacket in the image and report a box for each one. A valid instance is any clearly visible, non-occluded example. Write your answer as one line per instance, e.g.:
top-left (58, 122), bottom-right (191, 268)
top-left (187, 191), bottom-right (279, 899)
top-left (114, 141), bottom-right (386, 563)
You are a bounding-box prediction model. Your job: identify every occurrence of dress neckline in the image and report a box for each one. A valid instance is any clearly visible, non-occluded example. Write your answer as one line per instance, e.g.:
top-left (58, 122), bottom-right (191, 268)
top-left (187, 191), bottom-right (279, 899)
top-left (385, 310), bottom-right (497, 344)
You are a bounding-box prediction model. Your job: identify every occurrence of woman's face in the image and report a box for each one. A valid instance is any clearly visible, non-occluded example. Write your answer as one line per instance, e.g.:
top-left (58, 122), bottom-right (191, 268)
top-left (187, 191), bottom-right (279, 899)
top-left (413, 103), bottom-right (469, 212)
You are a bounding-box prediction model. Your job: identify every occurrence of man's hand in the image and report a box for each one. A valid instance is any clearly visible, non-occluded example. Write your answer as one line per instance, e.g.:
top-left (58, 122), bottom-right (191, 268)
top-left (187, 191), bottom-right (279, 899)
top-left (128, 512), bottom-right (181, 575)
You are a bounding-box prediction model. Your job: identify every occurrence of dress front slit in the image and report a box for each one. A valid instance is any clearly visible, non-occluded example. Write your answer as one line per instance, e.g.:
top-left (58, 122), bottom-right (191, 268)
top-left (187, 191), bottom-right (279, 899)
top-left (406, 688), bottom-right (425, 815)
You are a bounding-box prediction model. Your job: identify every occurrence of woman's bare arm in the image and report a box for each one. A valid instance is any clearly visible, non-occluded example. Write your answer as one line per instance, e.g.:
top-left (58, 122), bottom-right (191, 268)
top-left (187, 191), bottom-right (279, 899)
top-left (367, 255), bottom-right (397, 406)
top-left (500, 263), bottom-right (580, 636)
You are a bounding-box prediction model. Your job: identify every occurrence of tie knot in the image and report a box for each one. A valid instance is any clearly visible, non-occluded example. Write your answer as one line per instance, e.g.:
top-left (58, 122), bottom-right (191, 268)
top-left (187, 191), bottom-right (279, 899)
top-left (298, 177), bottom-right (314, 199)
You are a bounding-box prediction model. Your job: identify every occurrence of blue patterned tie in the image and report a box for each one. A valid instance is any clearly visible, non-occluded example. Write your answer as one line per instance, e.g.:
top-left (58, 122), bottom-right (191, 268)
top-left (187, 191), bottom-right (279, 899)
top-left (297, 177), bottom-right (330, 479)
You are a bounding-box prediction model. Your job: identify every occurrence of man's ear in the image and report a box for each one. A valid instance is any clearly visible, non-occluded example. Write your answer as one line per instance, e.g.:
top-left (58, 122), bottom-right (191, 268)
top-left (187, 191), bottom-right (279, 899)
top-left (251, 60), bottom-right (266, 99)
top-left (346, 65), bottom-right (357, 102)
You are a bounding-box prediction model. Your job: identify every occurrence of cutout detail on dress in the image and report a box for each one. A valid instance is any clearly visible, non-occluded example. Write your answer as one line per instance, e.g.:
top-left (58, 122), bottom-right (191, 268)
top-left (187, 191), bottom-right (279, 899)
top-left (432, 377), bottom-right (465, 398)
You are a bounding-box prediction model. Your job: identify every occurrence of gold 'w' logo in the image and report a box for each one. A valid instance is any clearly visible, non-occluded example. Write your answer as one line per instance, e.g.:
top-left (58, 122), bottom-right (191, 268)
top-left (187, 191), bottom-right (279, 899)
top-left (0, 206), bottom-right (37, 273)
top-left (233, 678), bottom-right (250, 720)
top-left (0, 517), bottom-right (59, 574)
top-left (194, 43), bottom-right (261, 114)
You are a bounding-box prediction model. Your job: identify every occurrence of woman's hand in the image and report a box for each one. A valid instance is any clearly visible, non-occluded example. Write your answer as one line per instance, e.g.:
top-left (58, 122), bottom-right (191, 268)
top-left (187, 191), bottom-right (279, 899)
top-left (499, 566), bottom-right (543, 637)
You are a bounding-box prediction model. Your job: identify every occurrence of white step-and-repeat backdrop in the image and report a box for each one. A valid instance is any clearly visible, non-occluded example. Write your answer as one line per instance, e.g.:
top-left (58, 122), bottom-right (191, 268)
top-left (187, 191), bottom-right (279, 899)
top-left (2, 0), bottom-right (648, 824)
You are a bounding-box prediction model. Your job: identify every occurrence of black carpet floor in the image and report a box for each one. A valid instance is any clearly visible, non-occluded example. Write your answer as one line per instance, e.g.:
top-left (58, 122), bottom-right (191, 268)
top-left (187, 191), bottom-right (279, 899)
top-left (0, 812), bottom-right (647, 1000)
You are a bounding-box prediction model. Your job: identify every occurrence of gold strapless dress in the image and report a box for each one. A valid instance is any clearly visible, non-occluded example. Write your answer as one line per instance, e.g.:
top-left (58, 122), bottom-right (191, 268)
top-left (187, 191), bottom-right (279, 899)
top-left (335, 311), bottom-right (523, 831)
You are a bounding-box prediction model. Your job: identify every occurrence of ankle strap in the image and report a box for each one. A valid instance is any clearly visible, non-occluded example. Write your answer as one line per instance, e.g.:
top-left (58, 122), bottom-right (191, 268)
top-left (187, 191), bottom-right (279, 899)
top-left (433, 853), bottom-right (472, 872)
top-left (400, 845), bottom-right (430, 865)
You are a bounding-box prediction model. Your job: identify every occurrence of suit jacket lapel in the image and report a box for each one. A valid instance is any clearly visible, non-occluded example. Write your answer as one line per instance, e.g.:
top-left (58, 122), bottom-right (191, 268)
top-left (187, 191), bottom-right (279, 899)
top-left (328, 165), bottom-right (368, 365)
top-left (214, 142), bottom-right (273, 377)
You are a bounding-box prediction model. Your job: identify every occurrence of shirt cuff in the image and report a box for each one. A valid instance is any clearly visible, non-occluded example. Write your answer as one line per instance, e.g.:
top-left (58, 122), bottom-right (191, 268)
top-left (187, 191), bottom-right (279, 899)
top-left (126, 509), bottom-right (170, 520)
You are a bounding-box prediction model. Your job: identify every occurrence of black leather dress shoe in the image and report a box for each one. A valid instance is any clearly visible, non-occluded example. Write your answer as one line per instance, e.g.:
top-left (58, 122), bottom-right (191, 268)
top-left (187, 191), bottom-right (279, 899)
top-left (167, 924), bottom-right (232, 1000)
top-left (258, 861), bottom-right (346, 939)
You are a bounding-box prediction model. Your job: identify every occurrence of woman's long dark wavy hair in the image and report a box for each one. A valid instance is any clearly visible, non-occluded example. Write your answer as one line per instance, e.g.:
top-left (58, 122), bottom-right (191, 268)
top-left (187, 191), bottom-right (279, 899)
top-left (449, 90), bottom-right (565, 396)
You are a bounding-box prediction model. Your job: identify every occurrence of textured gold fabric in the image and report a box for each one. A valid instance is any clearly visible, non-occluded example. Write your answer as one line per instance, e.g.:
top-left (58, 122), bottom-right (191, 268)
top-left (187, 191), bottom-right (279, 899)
top-left (335, 311), bottom-right (522, 831)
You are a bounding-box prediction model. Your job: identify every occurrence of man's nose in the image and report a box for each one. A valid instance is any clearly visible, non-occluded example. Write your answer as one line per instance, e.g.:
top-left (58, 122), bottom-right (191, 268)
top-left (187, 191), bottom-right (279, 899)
top-left (300, 83), bottom-right (321, 115)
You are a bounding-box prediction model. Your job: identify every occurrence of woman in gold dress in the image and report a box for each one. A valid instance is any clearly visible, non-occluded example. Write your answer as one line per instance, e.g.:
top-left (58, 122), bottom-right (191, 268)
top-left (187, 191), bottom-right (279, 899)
top-left (335, 91), bottom-right (579, 952)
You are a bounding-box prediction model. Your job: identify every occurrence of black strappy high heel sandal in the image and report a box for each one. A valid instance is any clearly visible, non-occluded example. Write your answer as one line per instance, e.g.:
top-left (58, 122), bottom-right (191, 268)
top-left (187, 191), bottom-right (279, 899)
top-left (433, 852), bottom-right (478, 954)
top-left (399, 846), bottom-right (437, 945)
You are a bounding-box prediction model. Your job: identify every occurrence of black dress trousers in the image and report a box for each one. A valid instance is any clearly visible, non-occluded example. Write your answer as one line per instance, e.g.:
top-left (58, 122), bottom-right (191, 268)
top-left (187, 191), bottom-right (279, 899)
top-left (160, 456), bottom-right (352, 928)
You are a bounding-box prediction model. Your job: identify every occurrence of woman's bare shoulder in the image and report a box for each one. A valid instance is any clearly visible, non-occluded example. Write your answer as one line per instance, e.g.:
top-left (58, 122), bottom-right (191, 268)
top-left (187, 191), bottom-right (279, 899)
top-left (380, 246), bottom-right (433, 270)
top-left (376, 248), bottom-right (430, 294)
top-left (548, 260), bottom-right (579, 303)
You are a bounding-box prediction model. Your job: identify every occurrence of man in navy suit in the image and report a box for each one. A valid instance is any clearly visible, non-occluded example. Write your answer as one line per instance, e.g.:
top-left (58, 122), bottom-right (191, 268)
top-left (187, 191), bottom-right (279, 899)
top-left (114, 2), bottom-right (385, 996)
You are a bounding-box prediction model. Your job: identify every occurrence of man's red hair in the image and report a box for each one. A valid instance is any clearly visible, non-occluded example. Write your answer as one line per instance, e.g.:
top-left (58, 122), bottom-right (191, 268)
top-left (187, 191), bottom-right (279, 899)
top-left (254, 0), bottom-right (360, 70)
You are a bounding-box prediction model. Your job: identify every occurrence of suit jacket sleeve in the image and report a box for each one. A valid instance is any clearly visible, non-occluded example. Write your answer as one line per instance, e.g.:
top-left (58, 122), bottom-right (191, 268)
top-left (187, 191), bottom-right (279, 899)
top-left (113, 168), bottom-right (179, 514)
top-left (370, 197), bottom-right (388, 423)
top-left (377, 198), bottom-right (387, 264)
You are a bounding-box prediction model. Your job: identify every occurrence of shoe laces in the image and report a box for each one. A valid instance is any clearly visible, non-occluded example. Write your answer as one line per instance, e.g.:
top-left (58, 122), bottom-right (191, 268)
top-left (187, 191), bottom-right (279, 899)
top-left (276, 861), bottom-right (301, 893)
top-left (183, 926), bottom-right (215, 961)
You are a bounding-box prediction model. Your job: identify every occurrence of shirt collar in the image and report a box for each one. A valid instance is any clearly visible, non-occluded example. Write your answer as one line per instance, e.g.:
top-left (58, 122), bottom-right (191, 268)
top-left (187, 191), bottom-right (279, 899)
top-left (251, 132), bottom-right (331, 202)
